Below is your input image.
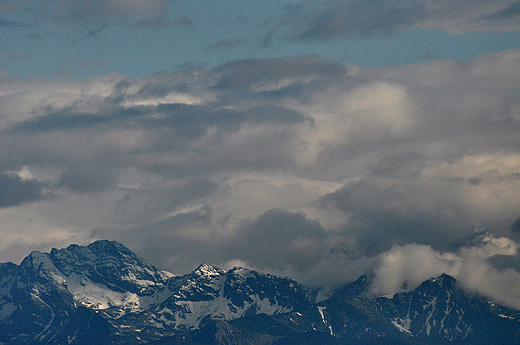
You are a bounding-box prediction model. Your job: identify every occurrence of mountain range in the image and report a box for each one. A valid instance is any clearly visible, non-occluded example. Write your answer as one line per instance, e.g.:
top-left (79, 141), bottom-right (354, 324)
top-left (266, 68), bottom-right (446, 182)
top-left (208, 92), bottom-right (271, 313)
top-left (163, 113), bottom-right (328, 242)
top-left (1, 240), bottom-right (519, 344)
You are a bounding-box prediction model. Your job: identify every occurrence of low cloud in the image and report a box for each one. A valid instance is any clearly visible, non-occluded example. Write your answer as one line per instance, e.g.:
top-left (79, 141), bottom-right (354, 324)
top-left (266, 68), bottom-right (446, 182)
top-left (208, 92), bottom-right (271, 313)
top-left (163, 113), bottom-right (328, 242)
top-left (370, 232), bottom-right (520, 309)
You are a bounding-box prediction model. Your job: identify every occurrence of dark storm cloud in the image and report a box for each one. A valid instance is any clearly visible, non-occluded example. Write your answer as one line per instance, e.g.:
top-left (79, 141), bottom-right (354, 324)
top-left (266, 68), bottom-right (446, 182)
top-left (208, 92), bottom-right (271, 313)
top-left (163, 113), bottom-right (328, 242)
top-left (10, 102), bottom-right (306, 164)
top-left (315, 178), bottom-right (466, 255)
top-left (123, 207), bottom-right (349, 283)
top-left (120, 205), bottom-right (376, 288)
top-left (368, 152), bottom-right (425, 178)
top-left (0, 172), bottom-right (47, 208)
top-left (11, 110), bottom-right (112, 132)
top-left (58, 164), bottom-right (120, 194)
top-left (224, 209), bottom-right (328, 271)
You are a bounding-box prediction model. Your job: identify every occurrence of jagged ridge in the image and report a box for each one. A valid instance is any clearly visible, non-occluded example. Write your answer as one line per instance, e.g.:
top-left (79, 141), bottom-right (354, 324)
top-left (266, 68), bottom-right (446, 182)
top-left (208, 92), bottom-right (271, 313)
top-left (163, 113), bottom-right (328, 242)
top-left (0, 240), bottom-right (313, 343)
top-left (1, 240), bottom-right (520, 345)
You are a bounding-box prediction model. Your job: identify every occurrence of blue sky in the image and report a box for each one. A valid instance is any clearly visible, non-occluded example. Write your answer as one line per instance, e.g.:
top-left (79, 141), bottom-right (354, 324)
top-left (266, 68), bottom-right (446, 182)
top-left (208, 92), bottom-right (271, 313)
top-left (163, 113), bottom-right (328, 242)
top-left (1, 0), bottom-right (520, 308)
top-left (1, 0), bottom-right (519, 79)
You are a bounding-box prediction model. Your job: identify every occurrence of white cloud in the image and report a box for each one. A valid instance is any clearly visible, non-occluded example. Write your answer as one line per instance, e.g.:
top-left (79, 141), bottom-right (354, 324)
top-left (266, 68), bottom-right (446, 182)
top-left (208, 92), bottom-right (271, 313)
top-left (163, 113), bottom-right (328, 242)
top-left (370, 233), bottom-right (520, 309)
top-left (420, 152), bottom-right (520, 223)
top-left (286, 81), bottom-right (416, 166)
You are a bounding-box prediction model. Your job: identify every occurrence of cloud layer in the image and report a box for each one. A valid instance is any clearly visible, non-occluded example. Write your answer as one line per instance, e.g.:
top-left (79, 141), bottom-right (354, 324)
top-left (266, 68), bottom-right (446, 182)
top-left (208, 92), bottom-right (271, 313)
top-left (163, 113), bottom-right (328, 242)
top-left (0, 49), bottom-right (519, 307)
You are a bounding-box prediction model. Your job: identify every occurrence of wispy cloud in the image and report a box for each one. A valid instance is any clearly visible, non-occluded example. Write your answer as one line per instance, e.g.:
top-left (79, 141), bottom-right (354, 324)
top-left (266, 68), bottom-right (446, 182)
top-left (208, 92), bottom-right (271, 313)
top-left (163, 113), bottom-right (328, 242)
top-left (265, 0), bottom-right (520, 42)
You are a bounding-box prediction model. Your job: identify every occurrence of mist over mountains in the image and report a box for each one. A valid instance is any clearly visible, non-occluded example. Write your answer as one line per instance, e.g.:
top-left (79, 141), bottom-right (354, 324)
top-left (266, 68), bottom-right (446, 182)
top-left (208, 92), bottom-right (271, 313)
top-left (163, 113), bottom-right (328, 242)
top-left (1, 240), bottom-right (519, 344)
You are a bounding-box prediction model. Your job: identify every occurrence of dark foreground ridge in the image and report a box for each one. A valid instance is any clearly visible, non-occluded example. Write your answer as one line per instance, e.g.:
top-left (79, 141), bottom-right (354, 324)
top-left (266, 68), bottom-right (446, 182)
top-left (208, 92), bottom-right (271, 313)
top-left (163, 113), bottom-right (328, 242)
top-left (1, 240), bottom-right (519, 344)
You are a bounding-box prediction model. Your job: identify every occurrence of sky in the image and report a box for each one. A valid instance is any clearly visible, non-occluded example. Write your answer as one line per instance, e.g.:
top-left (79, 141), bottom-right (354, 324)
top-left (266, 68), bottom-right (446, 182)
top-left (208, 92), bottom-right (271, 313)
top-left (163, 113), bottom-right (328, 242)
top-left (1, 0), bottom-right (520, 308)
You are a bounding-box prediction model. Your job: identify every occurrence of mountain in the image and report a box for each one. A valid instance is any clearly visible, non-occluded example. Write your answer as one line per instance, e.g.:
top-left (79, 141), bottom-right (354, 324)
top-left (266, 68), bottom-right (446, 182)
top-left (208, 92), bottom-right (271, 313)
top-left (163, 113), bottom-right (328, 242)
top-left (0, 240), bottom-right (313, 344)
top-left (1, 240), bottom-right (519, 344)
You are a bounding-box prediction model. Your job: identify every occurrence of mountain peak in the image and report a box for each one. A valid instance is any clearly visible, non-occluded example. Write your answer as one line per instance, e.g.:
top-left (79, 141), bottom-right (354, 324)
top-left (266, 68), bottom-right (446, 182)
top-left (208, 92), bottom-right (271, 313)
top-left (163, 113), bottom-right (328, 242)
top-left (427, 273), bottom-right (456, 287)
top-left (47, 240), bottom-right (169, 296)
top-left (2, 242), bottom-right (520, 344)
top-left (331, 274), bottom-right (370, 300)
top-left (192, 263), bottom-right (225, 277)
top-left (86, 239), bottom-right (132, 253)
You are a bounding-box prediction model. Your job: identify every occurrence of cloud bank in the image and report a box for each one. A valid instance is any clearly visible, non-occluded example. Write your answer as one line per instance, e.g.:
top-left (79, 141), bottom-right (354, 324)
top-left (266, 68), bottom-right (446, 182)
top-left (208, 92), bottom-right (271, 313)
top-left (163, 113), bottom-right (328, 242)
top-left (0, 49), bottom-right (519, 307)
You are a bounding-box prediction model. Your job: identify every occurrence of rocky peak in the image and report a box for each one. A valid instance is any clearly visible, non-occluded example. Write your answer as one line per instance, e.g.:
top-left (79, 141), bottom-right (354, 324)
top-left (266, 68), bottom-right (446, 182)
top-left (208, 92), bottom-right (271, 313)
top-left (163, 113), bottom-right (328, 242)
top-left (49, 240), bottom-right (167, 295)
top-left (414, 273), bottom-right (458, 297)
top-left (331, 274), bottom-right (370, 300)
top-left (191, 263), bottom-right (226, 278)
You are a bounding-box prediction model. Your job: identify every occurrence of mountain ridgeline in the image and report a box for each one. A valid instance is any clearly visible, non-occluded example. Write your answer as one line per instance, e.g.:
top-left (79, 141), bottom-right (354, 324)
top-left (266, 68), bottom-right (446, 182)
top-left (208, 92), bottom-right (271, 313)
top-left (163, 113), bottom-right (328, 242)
top-left (0, 240), bottom-right (519, 344)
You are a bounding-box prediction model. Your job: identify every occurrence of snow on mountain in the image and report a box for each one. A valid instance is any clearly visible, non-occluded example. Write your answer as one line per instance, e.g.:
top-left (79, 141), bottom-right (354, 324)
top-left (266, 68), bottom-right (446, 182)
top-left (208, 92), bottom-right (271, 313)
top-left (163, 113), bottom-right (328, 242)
top-left (0, 240), bottom-right (313, 342)
top-left (126, 264), bottom-right (313, 330)
top-left (311, 272), bottom-right (520, 344)
top-left (2, 240), bottom-right (520, 345)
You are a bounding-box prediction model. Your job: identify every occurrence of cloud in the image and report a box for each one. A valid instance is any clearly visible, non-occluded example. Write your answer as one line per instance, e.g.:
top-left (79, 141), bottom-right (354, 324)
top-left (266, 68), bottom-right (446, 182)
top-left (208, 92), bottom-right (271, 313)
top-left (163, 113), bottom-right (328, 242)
top-left (223, 209), bottom-right (328, 270)
top-left (369, 232), bottom-right (520, 309)
top-left (0, 50), bottom-right (518, 303)
top-left (266, 0), bottom-right (520, 42)
top-left (300, 0), bottom-right (427, 40)
top-left (0, 171), bottom-right (48, 208)
top-left (313, 151), bottom-right (520, 257)
top-left (212, 55), bottom-right (346, 92)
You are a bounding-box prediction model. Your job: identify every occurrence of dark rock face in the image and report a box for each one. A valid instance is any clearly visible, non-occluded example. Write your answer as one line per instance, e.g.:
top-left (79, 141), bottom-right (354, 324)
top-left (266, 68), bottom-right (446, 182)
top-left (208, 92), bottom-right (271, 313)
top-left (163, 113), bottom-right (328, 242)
top-left (1, 240), bottom-right (520, 345)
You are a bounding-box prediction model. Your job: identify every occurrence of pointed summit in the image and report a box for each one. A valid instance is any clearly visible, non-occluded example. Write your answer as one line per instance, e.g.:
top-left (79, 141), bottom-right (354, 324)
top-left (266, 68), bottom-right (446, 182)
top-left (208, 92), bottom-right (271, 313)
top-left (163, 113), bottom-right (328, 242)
top-left (192, 263), bottom-right (225, 278)
top-left (418, 273), bottom-right (457, 293)
top-left (337, 275), bottom-right (370, 299)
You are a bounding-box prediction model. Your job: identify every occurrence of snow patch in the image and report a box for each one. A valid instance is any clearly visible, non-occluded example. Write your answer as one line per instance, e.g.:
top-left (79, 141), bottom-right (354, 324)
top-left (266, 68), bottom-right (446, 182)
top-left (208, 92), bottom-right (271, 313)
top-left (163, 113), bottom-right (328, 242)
top-left (318, 306), bottom-right (333, 336)
top-left (391, 319), bottom-right (412, 334)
